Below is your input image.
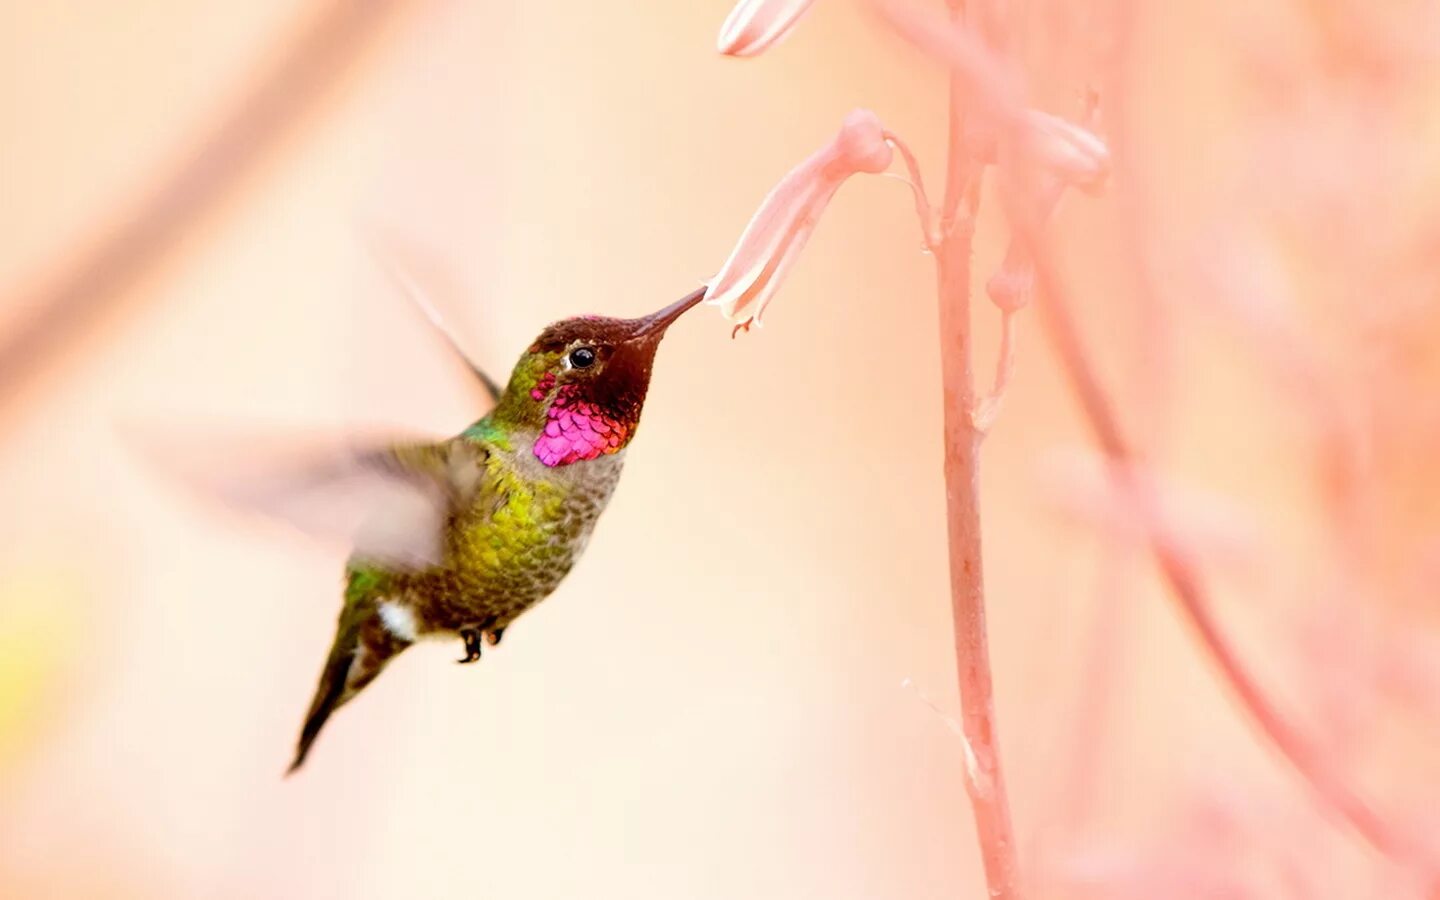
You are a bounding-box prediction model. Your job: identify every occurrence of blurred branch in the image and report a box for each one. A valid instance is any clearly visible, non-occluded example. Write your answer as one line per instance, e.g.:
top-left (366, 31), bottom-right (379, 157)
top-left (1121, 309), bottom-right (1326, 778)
top-left (0, 0), bottom-right (424, 423)
top-left (1092, 0), bottom-right (1437, 876)
top-left (1023, 221), bottom-right (1440, 882)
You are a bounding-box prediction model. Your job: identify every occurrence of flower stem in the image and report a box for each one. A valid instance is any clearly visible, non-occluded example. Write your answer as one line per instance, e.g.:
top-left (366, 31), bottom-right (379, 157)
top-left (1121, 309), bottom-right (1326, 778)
top-left (935, 3), bottom-right (1023, 887)
top-left (883, 131), bottom-right (942, 249)
top-left (971, 308), bottom-right (1017, 434)
top-left (935, 225), bottom-right (1022, 898)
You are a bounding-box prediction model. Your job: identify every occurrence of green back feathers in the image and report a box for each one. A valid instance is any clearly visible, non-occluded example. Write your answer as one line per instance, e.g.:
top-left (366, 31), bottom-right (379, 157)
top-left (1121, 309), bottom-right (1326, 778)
top-left (461, 416), bottom-right (513, 450)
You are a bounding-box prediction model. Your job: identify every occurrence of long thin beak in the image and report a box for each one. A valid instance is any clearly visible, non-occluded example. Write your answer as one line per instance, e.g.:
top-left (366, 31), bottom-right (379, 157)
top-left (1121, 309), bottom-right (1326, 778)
top-left (631, 286), bottom-right (708, 339)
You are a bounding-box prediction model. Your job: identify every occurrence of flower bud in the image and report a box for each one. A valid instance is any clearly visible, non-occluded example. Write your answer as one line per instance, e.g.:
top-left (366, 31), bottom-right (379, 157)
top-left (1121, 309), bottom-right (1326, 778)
top-left (1016, 110), bottom-right (1110, 194)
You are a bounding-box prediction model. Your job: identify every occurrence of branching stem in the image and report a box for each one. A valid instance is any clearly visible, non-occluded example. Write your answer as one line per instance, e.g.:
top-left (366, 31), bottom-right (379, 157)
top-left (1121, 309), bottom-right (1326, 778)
top-left (932, 2), bottom-right (1023, 894)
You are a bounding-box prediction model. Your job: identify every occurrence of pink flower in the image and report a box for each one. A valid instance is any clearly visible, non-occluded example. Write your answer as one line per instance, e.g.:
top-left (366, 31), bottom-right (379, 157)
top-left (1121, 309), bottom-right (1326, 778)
top-left (717, 0), bottom-right (817, 57)
top-left (986, 111), bottom-right (1109, 310)
top-left (1014, 110), bottom-right (1110, 194)
top-left (866, 0), bottom-right (1108, 192)
top-left (704, 109), bottom-right (894, 332)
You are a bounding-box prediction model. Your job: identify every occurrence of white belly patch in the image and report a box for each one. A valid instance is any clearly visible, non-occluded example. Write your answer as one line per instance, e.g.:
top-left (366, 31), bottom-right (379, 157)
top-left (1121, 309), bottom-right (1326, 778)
top-left (377, 600), bottom-right (420, 642)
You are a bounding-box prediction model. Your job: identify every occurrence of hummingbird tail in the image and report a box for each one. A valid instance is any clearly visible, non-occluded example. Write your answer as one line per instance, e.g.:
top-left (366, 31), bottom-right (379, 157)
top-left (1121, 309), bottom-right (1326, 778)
top-left (288, 593), bottom-right (411, 774)
top-left (289, 651), bottom-right (351, 774)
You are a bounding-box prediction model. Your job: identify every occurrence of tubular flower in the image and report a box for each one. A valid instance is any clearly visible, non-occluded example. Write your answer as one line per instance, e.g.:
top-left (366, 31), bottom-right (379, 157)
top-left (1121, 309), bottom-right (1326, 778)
top-left (1013, 110), bottom-right (1110, 194)
top-left (987, 113), bottom-right (1109, 310)
top-left (717, 0), bottom-right (817, 57)
top-left (704, 109), bottom-right (894, 333)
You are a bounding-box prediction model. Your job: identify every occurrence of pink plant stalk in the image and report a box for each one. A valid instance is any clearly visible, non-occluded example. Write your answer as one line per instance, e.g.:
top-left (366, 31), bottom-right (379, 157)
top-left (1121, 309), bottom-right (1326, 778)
top-left (706, 1), bottom-right (1106, 895)
top-left (708, 0), bottom-right (1440, 892)
top-left (878, 0), bottom-right (1440, 887)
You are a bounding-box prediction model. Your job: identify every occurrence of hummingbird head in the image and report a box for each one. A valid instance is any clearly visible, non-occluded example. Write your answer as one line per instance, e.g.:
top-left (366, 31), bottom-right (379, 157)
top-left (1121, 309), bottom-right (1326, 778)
top-left (493, 288), bottom-right (705, 467)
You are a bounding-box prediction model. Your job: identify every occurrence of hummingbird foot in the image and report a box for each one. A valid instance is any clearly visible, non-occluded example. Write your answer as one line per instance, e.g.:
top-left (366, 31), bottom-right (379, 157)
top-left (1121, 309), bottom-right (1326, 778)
top-left (457, 628), bottom-right (483, 664)
top-left (484, 626), bottom-right (505, 647)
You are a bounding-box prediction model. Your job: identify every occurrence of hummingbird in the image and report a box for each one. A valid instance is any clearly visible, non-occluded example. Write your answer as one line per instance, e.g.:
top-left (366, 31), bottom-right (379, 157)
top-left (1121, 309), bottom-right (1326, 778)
top-left (286, 286), bottom-right (706, 772)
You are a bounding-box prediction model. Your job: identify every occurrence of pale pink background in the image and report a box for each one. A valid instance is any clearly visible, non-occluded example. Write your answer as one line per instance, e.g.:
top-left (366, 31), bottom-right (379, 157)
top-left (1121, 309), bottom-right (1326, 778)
top-left (2, 2), bottom-right (1438, 898)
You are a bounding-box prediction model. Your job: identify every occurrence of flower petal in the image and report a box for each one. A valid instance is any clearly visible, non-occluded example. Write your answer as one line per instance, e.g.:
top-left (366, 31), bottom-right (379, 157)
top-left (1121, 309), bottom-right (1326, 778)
top-left (717, 0), bottom-right (818, 57)
top-left (706, 155), bottom-right (833, 321)
top-left (704, 110), bottom-right (894, 329)
top-left (722, 184), bottom-right (836, 328)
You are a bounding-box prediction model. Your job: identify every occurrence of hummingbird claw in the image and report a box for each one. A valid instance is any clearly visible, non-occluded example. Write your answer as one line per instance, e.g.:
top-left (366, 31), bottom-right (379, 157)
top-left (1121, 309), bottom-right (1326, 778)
top-left (484, 627), bottom-right (505, 647)
top-left (457, 628), bottom-right (482, 664)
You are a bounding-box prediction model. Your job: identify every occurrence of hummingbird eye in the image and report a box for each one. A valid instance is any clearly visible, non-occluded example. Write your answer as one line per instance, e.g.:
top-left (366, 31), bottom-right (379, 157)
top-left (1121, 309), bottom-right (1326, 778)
top-left (567, 346), bottom-right (597, 369)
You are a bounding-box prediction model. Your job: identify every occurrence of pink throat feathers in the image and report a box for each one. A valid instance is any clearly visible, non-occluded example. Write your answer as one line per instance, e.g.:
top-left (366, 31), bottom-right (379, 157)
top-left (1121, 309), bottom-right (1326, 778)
top-left (531, 375), bottom-right (629, 467)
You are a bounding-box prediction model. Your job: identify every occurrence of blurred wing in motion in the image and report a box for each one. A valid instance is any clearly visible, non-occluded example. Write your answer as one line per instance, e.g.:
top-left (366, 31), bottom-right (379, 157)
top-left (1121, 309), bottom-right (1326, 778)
top-left (123, 424), bottom-right (486, 570)
top-left (364, 231), bottom-right (503, 405)
top-left (122, 238), bottom-right (502, 572)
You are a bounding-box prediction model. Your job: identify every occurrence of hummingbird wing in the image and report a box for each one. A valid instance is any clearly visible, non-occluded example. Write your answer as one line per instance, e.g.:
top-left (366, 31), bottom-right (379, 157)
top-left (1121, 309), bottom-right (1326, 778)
top-left (345, 439), bottom-right (495, 567)
top-left (125, 425), bottom-right (489, 571)
top-left (364, 231), bottom-right (503, 406)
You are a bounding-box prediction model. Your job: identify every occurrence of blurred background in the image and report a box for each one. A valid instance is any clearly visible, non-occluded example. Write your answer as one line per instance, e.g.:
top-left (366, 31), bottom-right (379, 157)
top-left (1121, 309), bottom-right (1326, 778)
top-left (2, 1), bottom-right (1439, 897)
